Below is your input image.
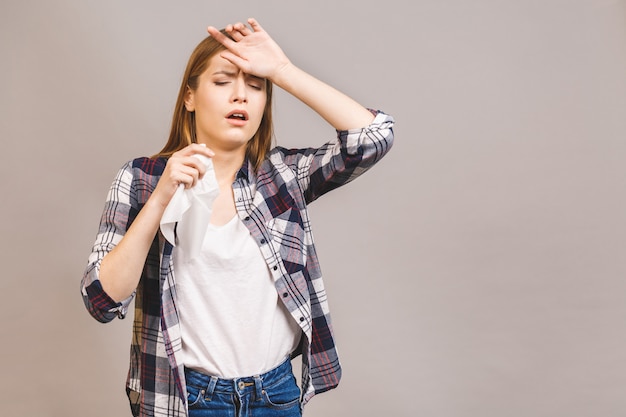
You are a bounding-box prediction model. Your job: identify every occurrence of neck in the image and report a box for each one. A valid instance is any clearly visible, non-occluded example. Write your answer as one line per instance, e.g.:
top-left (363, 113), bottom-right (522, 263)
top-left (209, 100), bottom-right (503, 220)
top-left (210, 148), bottom-right (246, 186)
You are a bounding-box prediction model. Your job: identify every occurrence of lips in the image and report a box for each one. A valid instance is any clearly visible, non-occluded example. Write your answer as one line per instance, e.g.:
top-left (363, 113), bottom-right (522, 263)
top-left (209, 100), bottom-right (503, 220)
top-left (226, 110), bottom-right (249, 121)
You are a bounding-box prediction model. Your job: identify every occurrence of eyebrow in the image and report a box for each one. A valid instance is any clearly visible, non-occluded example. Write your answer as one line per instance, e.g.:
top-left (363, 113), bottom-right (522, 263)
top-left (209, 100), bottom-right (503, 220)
top-left (212, 70), bottom-right (265, 82)
top-left (212, 70), bottom-right (237, 77)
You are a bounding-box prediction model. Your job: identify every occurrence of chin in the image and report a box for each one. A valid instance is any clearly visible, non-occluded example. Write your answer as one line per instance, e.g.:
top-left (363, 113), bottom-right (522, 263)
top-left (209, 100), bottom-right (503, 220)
top-left (224, 135), bottom-right (254, 150)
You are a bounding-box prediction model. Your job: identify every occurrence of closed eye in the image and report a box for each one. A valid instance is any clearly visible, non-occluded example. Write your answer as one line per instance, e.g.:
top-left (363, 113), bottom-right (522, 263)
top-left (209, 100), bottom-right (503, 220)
top-left (246, 75), bottom-right (265, 91)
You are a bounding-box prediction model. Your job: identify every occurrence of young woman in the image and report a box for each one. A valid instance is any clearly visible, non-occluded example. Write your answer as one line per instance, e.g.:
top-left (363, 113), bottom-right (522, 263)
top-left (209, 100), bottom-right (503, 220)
top-left (81, 18), bottom-right (394, 417)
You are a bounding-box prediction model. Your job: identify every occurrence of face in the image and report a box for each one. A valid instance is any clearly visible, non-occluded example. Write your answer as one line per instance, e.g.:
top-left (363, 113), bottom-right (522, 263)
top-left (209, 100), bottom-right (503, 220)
top-left (185, 54), bottom-right (267, 153)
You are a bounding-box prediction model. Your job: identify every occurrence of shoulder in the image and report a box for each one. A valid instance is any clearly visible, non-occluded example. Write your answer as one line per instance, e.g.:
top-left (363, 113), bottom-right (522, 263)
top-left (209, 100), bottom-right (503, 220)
top-left (111, 157), bottom-right (167, 204)
top-left (111, 157), bottom-right (167, 192)
top-left (257, 147), bottom-right (316, 177)
top-left (265, 146), bottom-right (316, 165)
top-left (129, 156), bottom-right (168, 175)
top-left (117, 157), bottom-right (168, 186)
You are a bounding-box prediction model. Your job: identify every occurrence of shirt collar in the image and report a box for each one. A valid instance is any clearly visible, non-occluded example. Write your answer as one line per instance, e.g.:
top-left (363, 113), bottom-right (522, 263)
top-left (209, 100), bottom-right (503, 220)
top-left (236, 157), bottom-right (255, 182)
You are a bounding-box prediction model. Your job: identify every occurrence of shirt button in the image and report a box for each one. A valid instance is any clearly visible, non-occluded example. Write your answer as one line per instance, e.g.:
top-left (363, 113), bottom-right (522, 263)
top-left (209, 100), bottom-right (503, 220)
top-left (260, 238), bottom-right (266, 244)
top-left (282, 292), bottom-right (288, 298)
top-left (244, 216), bottom-right (250, 221)
top-left (299, 317), bottom-right (305, 322)
top-left (273, 265), bottom-right (278, 271)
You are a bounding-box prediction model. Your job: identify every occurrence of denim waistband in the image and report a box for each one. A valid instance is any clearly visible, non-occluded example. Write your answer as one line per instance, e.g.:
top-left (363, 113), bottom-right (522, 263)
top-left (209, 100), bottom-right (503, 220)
top-left (184, 357), bottom-right (293, 399)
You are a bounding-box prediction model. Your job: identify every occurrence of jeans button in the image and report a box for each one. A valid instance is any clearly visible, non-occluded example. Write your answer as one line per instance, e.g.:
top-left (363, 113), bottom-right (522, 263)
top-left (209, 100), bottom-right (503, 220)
top-left (238, 381), bottom-right (245, 390)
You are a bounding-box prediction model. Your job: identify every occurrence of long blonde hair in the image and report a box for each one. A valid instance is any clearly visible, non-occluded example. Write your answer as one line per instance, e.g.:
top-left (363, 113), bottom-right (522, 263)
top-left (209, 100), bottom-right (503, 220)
top-left (153, 30), bottom-right (274, 171)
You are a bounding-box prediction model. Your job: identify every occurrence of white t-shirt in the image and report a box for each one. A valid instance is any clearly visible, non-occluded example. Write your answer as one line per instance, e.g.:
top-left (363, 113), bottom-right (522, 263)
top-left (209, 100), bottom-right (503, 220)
top-left (174, 215), bottom-right (301, 378)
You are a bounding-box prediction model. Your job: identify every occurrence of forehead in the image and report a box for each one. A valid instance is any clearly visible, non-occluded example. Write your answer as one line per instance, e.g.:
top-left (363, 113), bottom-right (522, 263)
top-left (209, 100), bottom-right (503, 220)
top-left (205, 54), bottom-right (238, 74)
top-left (202, 55), bottom-right (265, 83)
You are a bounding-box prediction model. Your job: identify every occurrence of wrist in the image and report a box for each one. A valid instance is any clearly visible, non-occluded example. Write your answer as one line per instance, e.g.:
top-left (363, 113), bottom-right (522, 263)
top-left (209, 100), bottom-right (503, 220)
top-left (270, 60), bottom-right (298, 89)
top-left (145, 188), bottom-right (173, 212)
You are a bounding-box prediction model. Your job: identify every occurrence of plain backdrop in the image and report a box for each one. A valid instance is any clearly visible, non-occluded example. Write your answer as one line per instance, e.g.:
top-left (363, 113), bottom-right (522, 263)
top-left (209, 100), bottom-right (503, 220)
top-left (1, 0), bottom-right (625, 416)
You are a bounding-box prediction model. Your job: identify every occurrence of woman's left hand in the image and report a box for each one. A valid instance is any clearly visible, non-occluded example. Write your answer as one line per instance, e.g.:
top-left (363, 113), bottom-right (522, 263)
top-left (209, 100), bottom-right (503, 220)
top-left (207, 18), bottom-right (291, 82)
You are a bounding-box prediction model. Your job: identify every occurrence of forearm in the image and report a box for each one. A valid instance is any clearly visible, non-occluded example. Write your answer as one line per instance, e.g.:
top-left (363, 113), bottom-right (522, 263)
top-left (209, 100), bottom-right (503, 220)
top-left (210, 19), bottom-right (375, 130)
top-left (272, 63), bottom-right (375, 131)
top-left (99, 197), bottom-right (165, 302)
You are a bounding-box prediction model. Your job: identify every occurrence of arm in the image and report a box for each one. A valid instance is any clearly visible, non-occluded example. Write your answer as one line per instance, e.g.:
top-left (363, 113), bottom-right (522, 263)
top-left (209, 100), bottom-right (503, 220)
top-left (273, 64), bottom-right (375, 131)
top-left (278, 110), bottom-right (395, 204)
top-left (208, 19), bottom-right (393, 201)
top-left (100, 145), bottom-right (214, 302)
top-left (81, 145), bottom-right (214, 321)
top-left (81, 161), bottom-right (141, 322)
top-left (207, 18), bottom-right (375, 131)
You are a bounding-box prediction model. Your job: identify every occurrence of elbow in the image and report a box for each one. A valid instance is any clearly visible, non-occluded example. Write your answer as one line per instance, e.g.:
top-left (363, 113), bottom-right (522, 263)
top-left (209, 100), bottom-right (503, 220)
top-left (382, 127), bottom-right (394, 156)
top-left (84, 299), bottom-right (118, 324)
top-left (80, 279), bottom-right (127, 323)
top-left (363, 111), bottom-right (395, 160)
top-left (385, 128), bottom-right (394, 154)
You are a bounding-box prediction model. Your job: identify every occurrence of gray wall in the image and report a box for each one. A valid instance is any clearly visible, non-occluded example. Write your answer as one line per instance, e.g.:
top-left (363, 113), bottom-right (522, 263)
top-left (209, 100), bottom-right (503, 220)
top-left (1, 0), bottom-right (625, 416)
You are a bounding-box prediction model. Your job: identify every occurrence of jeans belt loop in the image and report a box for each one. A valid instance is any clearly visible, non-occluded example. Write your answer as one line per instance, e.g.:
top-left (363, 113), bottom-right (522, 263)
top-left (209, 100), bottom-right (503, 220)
top-left (254, 375), bottom-right (263, 402)
top-left (205, 376), bottom-right (218, 401)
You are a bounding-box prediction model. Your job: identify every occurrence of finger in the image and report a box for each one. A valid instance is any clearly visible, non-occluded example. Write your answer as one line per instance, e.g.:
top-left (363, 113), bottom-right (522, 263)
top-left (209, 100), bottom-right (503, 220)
top-left (176, 143), bottom-right (215, 158)
top-left (207, 25), bottom-right (237, 49)
top-left (224, 23), bottom-right (244, 42)
top-left (188, 143), bottom-right (215, 157)
top-left (227, 28), bottom-right (245, 42)
top-left (233, 21), bottom-right (252, 36)
top-left (194, 144), bottom-right (215, 158)
top-left (179, 171), bottom-right (198, 189)
top-left (247, 17), bottom-right (263, 33)
top-left (189, 156), bottom-right (207, 176)
top-left (226, 23), bottom-right (252, 42)
top-left (178, 162), bottom-right (204, 188)
top-left (164, 161), bottom-right (197, 189)
top-left (170, 149), bottom-right (209, 175)
top-left (219, 51), bottom-right (251, 73)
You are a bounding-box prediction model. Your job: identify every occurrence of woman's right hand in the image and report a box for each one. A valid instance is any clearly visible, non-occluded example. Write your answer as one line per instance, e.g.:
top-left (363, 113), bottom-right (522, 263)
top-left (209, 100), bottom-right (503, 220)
top-left (151, 144), bottom-right (215, 208)
top-left (99, 143), bottom-right (214, 302)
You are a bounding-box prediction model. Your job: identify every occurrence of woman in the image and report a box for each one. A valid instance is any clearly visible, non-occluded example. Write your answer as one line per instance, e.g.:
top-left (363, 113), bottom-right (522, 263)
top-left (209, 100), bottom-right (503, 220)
top-left (81, 18), bottom-right (394, 417)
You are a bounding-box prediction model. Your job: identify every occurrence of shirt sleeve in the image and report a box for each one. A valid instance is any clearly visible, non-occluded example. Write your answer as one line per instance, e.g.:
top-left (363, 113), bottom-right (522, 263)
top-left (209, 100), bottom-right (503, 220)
top-left (80, 161), bottom-right (137, 323)
top-left (277, 110), bottom-right (395, 204)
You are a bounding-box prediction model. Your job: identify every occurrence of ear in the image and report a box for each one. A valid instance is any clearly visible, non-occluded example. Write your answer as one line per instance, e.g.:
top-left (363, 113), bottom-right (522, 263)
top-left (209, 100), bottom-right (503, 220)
top-left (184, 86), bottom-right (195, 112)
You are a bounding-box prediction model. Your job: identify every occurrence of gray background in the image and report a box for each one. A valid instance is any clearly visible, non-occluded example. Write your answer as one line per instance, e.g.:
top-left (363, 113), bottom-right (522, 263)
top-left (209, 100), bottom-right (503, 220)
top-left (1, 0), bottom-right (625, 416)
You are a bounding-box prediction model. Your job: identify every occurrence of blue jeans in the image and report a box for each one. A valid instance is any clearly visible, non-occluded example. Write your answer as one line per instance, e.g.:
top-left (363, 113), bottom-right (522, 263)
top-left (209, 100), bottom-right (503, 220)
top-left (184, 358), bottom-right (302, 417)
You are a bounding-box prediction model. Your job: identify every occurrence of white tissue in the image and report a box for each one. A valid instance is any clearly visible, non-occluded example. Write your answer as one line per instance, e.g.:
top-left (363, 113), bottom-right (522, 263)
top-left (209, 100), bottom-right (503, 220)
top-left (160, 153), bottom-right (220, 260)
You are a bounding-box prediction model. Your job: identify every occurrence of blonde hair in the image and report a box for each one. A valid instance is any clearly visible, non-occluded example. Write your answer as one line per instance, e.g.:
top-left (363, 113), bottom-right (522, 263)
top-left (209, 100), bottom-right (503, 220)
top-left (153, 30), bottom-right (274, 171)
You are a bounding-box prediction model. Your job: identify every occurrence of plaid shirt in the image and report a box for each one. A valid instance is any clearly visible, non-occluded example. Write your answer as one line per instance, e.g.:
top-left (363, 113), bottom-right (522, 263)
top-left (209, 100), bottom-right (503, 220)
top-left (81, 110), bottom-right (394, 416)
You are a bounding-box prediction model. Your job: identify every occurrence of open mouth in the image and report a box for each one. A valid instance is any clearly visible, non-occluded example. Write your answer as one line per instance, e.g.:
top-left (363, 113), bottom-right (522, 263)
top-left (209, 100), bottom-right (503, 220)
top-left (226, 110), bottom-right (249, 121)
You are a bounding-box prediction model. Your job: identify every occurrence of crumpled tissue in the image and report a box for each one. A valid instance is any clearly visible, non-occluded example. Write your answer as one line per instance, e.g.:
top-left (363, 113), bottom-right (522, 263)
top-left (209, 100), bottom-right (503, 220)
top-left (159, 153), bottom-right (220, 261)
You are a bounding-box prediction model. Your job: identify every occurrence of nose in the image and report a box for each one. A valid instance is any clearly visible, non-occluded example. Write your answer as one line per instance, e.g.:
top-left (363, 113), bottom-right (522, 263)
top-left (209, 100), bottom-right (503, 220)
top-left (231, 76), bottom-right (247, 103)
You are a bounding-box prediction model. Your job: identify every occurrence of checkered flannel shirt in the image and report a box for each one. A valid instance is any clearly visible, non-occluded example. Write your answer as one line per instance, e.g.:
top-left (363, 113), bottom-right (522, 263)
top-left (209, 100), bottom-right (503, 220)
top-left (81, 110), bottom-right (394, 416)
